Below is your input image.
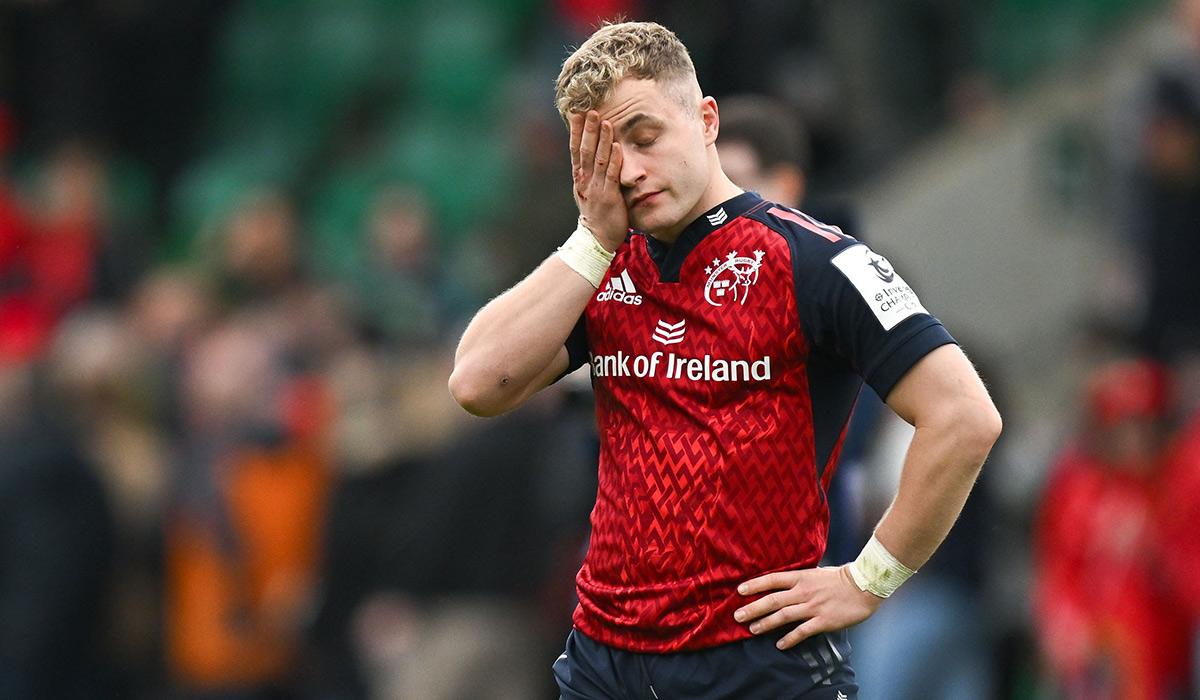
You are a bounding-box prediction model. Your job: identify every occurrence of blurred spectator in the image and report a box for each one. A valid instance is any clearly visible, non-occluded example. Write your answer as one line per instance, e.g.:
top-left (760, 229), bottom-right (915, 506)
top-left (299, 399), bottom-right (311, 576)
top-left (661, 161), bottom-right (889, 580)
top-left (1109, 0), bottom-right (1200, 369)
top-left (717, 93), bottom-right (861, 241)
top-left (0, 140), bottom-right (147, 363)
top-left (1033, 358), bottom-right (1191, 700)
top-left (210, 188), bottom-right (304, 306)
top-left (44, 307), bottom-right (175, 697)
top-left (347, 186), bottom-right (474, 347)
top-left (165, 311), bottom-right (333, 699)
top-left (307, 350), bottom-right (596, 700)
top-left (302, 347), bottom-right (429, 700)
top-left (717, 94), bottom-right (811, 207)
top-left (1133, 70), bottom-right (1200, 359)
top-left (164, 191), bottom-right (341, 699)
top-left (127, 267), bottom-right (215, 357)
top-left (0, 155), bottom-right (39, 362)
top-left (0, 360), bottom-right (116, 700)
top-left (33, 141), bottom-right (148, 299)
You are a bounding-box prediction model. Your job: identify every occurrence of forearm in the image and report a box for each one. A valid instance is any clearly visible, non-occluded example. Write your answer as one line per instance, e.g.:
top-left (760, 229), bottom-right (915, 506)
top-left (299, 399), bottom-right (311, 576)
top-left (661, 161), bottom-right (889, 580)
top-left (449, 254), bottom-right (595, 416)
top-left (451, 111), bottom-right (629, 416)
top-left (871, 406), bottom-right (996, 570)
top-left (861, 344), bottom-right (1002, 582)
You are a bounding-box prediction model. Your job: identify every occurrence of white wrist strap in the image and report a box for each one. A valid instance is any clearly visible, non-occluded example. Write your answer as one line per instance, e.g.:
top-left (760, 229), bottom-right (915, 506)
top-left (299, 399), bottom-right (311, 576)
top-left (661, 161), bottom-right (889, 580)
top-left (557, 220), bottom-right (615, 288)
top-left (848, 534), bottom-right (917, 599)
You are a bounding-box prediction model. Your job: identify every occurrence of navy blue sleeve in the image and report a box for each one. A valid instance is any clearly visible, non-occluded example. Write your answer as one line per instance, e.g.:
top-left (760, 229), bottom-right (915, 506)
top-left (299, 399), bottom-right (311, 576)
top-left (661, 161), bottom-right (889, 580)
top-left (757, 206), bottom-right (955, 400)
top-left (552, 314), bottom-right (590, 383)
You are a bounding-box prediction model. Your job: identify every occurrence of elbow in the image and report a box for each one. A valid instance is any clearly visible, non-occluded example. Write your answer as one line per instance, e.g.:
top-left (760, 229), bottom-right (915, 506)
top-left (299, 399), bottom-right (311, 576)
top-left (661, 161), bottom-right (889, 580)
top-left (961, 399), bottom-right (1003, 467)
top-left (921, 394), bottom-right (1002, 472)
top-left (448, 364), bottom-right (511, 418)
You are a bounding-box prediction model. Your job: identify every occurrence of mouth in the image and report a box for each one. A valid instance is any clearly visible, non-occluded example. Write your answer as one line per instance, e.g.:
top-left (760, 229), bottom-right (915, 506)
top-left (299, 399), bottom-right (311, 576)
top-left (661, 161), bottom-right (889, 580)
top-left (629, 191), bottom-right (662, 208)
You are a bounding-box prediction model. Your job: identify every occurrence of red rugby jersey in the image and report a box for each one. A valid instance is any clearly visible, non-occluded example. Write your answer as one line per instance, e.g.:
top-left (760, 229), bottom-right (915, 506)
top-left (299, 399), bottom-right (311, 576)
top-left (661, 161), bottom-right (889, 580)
top-left (561, 192), bottom-right (953, 652)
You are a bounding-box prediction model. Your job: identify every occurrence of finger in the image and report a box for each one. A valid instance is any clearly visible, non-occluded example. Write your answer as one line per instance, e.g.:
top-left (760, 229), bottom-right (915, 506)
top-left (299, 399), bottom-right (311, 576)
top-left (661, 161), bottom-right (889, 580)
top-left (578, 111), bottom-right (601, 176)
top-left (746, 602), bottom-right (813, 636)
top-left (569, 113), bottom-right (585, 174)
top-left (607, 141), bottom-right (623, 184)
top-left (776, 619), bottom-right (825, 650)
top-left (738, 571), bottom-right (798, 596)
top-left (734, 589), bottom-right (801, 624)
top-left (592, 120), bottom-right (613, 181)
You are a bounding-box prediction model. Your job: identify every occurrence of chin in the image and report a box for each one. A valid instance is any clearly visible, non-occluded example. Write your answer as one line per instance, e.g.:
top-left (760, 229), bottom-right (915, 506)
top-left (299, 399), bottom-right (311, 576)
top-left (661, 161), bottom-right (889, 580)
top-left (630, 206), bottom-right (680, 236)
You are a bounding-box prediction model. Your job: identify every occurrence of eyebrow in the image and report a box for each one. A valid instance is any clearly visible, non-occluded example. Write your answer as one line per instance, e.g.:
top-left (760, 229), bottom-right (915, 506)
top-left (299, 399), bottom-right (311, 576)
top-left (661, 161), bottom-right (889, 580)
top-left (618, 114), bottom-right (665, 136)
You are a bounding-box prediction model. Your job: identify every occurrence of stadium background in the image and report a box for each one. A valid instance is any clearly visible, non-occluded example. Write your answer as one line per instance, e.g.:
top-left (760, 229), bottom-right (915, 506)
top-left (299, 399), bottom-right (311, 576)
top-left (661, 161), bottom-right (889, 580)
top-left (0, 0), bottom-right (1197, 699)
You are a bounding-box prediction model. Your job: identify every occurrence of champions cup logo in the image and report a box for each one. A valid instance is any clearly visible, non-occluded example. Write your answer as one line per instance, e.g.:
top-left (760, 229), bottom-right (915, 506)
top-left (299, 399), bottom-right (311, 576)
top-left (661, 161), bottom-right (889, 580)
top-left (867, 255), bottom-right (895, 283)
top-left (704, 250), bottom-right (765, 306)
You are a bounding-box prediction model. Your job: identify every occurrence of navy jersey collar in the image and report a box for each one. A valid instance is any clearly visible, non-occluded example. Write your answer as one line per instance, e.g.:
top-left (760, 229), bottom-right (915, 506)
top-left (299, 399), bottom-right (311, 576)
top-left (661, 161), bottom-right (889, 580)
top-left (642, 191), bottom-right (766, 283)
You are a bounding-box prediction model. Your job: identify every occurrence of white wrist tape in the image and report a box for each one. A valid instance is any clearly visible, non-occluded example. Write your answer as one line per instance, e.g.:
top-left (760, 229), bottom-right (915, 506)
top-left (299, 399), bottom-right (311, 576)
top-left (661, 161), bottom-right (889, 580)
top-left (557, 220), bottom-right (615, 288)
top-left (848, 534), bottom-right (917, 598)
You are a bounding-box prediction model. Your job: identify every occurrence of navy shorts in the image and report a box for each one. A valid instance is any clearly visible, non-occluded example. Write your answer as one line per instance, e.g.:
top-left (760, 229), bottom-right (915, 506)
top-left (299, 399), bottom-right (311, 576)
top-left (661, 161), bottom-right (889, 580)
top-left (553, 628), bottom-right (857, 700)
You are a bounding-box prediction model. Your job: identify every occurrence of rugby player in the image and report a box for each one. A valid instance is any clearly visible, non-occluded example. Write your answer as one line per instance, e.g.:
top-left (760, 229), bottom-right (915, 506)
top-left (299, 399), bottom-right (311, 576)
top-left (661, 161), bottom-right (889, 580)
top-left (449, 21), bottom-right (1001, 700)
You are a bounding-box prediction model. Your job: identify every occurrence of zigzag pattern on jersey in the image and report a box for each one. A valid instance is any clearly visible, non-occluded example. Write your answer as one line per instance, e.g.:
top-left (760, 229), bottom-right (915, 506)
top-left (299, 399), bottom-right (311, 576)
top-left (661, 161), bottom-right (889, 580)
top-left (577, 216), bottom-right (833, 653)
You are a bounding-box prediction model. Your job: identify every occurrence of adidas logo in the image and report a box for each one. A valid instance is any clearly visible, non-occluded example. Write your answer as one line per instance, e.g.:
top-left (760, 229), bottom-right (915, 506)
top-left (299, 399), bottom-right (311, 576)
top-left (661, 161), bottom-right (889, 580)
top-left (706, 207), bottom-right (728, 227)
top-left (651, 319), bottom-right (685, 345)
top-left (836, 692), bottom-right (848, 700)
top-left (596, 269), bottom-right (643, 305)
top-left (611, 270), bottom-right (635, 293)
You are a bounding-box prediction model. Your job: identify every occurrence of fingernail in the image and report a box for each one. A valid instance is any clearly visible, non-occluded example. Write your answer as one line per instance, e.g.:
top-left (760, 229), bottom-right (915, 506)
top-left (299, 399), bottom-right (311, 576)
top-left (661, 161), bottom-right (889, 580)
top-left (749, 622), bottom-right (761, 634)
top-left (737, 584), bottom-right (748, 594)
top-left (734, 610), bottom-right (745, 622)
top-left (776, 640), bottom-right (786, 650)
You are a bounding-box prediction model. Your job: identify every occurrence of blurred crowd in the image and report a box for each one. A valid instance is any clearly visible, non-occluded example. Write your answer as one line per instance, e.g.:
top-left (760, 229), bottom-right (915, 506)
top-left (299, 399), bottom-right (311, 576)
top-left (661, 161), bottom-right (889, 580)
top-left (0, 0), bottom-right (1198, 699)
top-left (0, 131), bottom-right (601, 699)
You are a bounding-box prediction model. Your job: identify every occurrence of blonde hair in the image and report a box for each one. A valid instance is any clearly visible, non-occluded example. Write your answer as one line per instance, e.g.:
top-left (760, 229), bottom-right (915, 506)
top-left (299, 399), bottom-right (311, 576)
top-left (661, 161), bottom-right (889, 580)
top-left (554, 21), bottom-right (699, 123)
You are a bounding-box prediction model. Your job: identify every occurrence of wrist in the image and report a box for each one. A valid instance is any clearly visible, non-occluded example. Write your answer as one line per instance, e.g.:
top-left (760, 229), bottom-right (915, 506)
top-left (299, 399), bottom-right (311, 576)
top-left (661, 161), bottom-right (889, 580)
top-left (557, 219), bottom-right (616, 287)
top-left (847, 534), bottom-right (917, 599)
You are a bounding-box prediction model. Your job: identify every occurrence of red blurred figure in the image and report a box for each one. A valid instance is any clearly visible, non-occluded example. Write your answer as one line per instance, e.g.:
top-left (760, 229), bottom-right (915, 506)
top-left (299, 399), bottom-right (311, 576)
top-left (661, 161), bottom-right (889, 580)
top-left (1157, 403), bottom-right (1200, 662)
top-left (0, 104), bottom-right (44, 365)
top-left (0, 139), bottom-right (131, 364)
top-left (1034, 359), bottom-right (1191, 700)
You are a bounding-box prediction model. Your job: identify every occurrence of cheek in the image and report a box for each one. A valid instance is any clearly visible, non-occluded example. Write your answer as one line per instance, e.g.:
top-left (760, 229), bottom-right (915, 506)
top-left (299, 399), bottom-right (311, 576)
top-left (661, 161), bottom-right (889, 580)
top-left (679, 150), bottom-right (707, 189)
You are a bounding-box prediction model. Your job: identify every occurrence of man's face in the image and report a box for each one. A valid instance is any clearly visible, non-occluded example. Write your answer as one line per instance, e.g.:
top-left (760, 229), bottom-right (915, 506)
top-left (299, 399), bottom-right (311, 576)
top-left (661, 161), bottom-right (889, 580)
top-left (592, 78), bottom-right (715, 239)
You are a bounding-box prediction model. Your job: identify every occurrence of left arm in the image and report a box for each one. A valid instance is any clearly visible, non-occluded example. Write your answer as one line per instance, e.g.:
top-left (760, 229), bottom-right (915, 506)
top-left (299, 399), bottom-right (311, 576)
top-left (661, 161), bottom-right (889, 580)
top-left (735, 343), bottom-right (1001, 648)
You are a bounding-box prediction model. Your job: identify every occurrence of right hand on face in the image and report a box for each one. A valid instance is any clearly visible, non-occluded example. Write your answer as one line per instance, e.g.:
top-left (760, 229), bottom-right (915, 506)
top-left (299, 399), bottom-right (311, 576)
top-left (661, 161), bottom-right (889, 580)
top-left (570, 111), bottom-right (628, 252)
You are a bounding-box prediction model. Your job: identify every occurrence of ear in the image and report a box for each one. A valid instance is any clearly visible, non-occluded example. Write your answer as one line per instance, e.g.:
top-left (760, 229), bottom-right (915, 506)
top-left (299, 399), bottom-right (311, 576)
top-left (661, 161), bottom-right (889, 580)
top-left (701, 96), bottom-right (720, 146)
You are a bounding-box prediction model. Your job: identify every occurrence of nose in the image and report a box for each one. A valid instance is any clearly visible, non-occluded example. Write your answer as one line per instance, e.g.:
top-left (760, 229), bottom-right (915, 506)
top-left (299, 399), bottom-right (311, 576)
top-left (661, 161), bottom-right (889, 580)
top-left (619, 149), bottom-right (646, 189)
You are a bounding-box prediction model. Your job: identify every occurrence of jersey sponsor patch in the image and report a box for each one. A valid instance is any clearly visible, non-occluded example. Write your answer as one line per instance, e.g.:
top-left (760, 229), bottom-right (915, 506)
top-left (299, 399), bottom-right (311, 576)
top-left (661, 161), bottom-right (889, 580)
top-left (830, 244), bottom-right (927, 331)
